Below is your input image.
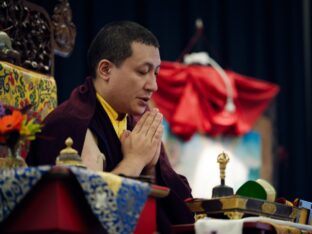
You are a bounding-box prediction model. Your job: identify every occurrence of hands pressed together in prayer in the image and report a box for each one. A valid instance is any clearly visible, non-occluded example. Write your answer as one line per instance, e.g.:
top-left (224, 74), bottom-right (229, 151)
top-left (112, 108), bottom-right (163, 176)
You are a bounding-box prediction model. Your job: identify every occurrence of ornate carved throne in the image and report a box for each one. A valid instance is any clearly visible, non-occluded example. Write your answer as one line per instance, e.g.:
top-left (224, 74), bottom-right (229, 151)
top-left (0, 0), bottom-right (76, 120)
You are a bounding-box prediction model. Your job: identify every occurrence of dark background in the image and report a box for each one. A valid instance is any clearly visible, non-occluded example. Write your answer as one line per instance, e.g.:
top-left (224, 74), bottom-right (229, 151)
top-left (34, 0), bottom-right (312, 201)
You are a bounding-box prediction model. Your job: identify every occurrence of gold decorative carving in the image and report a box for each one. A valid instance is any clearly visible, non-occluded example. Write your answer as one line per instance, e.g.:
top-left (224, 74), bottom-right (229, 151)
top-left (0, 0), bottom-right (76, 75)
top-left (220, 197), bottom-right (248, 210)
top-left (0, 0), bottom-right (53, 74)
top-left (224, 211), bottom-right (244, 220)
top-left (52, 0), bottom-right (76, 57)
top-left (185, 195), bottom-right (301, 223)
top-left (289, 207), bottom-right (299, 220)
top-left (261, 202), bottom-right (277, 214)
top-left (194, 213), bottom-right (207, 221)
top-left (187, 200), bottom-right (206, 212)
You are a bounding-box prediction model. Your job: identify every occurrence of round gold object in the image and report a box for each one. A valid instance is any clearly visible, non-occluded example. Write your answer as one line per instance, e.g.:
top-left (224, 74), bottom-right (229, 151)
top-left (59, 137), bottom-right (78, 155)
top-left (56, 137), bottom-right (86, 168)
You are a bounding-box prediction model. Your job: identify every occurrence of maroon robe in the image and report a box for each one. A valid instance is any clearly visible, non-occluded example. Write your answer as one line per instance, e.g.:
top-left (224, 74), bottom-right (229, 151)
top-left (27, 77), bottom-right (194, 231)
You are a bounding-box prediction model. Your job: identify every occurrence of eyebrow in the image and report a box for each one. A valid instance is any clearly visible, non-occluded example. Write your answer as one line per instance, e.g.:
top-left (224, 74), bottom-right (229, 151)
top-left (140, 62), bottom-right (160, 70)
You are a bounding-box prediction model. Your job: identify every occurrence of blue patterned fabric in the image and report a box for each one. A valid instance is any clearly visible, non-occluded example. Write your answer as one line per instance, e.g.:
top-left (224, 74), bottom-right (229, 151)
top-left (70, 167), bottom-right (151, 234)
top-left (0, 166), bottom-right (150, 233)
top-left (0, 166), bottom-right (51, 221)
top-left (115, 177), bottom-right (151, 232)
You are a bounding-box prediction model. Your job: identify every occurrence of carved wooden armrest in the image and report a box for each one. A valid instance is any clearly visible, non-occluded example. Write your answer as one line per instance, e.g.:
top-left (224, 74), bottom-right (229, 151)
top-left (0, 0), bottom-right (76, 75)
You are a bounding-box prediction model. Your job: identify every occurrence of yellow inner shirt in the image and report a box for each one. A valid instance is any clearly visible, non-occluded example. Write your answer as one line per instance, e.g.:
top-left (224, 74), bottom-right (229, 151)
top-left (96, 93), bottom-right (127, 138)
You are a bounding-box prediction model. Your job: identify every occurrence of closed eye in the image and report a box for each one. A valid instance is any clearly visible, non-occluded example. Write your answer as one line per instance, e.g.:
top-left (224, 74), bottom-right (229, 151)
top-left (137, 70), bottom-right (148, 76)
top-left (154, 67), bottom-right (160, 77)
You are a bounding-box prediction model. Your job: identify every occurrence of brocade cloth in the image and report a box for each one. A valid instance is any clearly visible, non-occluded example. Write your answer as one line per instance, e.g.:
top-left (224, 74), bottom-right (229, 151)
top-left (0, 166), bottom-right (150, 233)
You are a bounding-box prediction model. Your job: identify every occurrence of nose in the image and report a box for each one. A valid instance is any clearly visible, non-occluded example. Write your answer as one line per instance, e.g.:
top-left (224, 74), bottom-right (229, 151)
top-left (144, 74), bottom-right (158, 92)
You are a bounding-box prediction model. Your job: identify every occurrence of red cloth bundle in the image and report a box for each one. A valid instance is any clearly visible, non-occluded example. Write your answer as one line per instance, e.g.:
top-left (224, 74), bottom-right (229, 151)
top-left (152, 61), bottom-right (279, 140)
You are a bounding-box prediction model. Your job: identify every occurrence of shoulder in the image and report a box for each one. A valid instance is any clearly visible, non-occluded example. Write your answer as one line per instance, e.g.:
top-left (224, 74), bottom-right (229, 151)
top-left (39, 85), bottom-right (95, 147)
top-left (43, 100), bottom-right (76, 126)
top-left (44, 78), bottom-right (97, 126)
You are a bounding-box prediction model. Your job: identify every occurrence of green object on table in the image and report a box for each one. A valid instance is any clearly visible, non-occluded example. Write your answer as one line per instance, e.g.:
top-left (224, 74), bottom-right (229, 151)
top-left (236, 180), bottom-right (267, 200)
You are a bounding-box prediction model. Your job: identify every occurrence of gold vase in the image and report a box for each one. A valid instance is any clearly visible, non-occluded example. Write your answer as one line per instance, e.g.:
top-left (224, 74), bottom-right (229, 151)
top-left (0, 144), bottom-right (27, 169)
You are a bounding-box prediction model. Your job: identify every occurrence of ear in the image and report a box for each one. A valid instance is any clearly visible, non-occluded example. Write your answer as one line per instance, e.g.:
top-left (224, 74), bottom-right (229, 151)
top-left (97, 59), bottom-right (113, 81)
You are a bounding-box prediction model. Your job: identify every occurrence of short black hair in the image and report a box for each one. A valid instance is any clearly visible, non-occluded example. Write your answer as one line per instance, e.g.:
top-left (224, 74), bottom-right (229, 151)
top-left (87, 21), bottom-right (160, 77)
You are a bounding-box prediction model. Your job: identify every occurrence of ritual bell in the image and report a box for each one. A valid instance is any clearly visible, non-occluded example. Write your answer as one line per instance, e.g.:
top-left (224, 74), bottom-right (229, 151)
top-left (211, 152), bottom-right (234, 198)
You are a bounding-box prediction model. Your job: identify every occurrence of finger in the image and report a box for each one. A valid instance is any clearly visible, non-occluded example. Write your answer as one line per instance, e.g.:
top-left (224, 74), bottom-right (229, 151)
top-left (120, 130), bottom-right (131, 142)
top-left (146, 112), bottom-right (163, 139)
top-left (132, 111), bottom-right (150, 133)
top-left (154, 141), bottom-right (162, 159)
top-left (150, 140), bottom-right (162, 166)
top-left (135, 109), bottom-right (158, 135)
top-left (154, 124), bottom-right (163, 141)
top-left (144, 110), bottom-right (159, 134)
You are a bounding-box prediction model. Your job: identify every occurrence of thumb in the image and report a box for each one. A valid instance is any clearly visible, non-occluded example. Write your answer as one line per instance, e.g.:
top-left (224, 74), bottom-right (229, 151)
top-left (120, 130), bottom-right (131, 142)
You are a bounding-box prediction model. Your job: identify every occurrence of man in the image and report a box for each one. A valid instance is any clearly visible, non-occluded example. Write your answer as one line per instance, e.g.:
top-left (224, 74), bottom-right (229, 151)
top-left (27, 21), bottom-right (194, 231)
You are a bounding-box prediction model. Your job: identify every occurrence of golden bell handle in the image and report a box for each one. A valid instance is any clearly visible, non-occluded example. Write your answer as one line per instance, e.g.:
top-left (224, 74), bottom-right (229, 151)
top-left (217, 152), bottom-right (229, 184)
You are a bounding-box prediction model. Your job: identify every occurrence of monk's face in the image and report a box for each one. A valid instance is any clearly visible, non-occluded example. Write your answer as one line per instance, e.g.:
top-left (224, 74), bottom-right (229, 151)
top-left (106, 42), bottom-right (160, 115)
